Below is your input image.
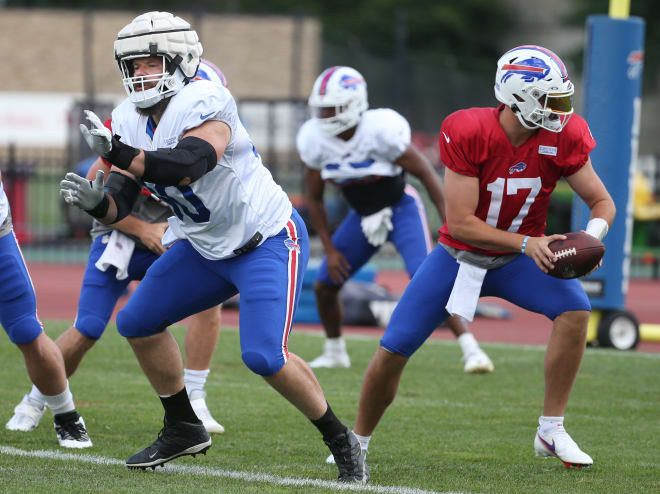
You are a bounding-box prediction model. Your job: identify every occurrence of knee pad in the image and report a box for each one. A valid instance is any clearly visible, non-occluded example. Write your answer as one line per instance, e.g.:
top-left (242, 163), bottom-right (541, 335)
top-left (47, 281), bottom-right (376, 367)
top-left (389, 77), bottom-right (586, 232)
top-left (5, 314), bottom-right (43, 345)
top-left (116, 308), bottom-right (143, 338)
top-left (116, 307), bottom-right (166, 338)
top-left (74, 312), bottom-right (108, 340)
top-left (241, 350), bottom-right (285, 377)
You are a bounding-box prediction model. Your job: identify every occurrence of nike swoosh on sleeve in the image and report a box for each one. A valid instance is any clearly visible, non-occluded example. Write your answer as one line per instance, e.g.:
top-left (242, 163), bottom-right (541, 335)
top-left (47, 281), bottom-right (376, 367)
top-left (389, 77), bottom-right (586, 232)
top-left (442, 132), bottom-right (451, 143)
top-left (200, 112), bottom-right (215, 120)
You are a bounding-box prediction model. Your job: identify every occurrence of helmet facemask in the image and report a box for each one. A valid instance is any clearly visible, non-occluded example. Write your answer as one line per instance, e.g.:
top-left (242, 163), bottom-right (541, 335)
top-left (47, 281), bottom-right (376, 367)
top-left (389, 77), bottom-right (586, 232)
top-left (118, 53), bottom-right (187, 109)
top-left (310, 97), bottom-right (366, 136)
top-left (511, 88), bottom-right (573, 132)
top-left (513, 86), bottom-right (574, 132)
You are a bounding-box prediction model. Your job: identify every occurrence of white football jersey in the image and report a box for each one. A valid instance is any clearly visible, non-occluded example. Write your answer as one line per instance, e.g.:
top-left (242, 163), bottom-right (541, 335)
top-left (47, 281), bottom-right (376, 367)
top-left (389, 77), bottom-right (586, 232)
top-left (111, 80), bottom-right (291, 260)
top-left (296, 108), bottom-right (411, 185)
top-left (0, 182), bottom-right (9, 226)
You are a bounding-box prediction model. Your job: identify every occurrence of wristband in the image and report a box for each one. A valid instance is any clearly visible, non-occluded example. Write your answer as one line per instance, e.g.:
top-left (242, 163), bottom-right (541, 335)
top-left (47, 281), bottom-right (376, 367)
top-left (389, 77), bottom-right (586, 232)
top-left (86, 194), bottom-right (110, 219)
top-left (521, 235), bottom-right (530, 254)
top-left (103, 135), bottom-right (139, 170)
top-left (585, 218), bottom-right (608, 240)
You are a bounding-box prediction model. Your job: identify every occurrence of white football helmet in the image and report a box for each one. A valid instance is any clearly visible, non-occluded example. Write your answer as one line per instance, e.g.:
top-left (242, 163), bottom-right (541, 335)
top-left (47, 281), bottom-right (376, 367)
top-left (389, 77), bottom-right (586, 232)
top-left (494, 45), bottom-right (574, 132)
top-left (114, 11), bottom-right (203, 108)
top-left (194, 58), bottom-right (228, 88)
top-left (308, 66), bottom-right (368, 136)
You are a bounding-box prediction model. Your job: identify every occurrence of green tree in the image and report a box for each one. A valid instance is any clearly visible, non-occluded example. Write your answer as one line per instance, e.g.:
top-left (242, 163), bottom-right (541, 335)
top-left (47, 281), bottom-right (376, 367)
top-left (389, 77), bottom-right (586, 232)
top-left (7, 0), bottom-right (514, 76)
top-left (215, 0), bottom-right (516, 76)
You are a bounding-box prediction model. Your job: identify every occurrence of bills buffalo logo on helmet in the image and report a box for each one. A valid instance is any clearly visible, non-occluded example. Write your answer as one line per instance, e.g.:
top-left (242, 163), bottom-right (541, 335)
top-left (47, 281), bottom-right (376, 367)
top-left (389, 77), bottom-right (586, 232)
top-left (501, 57), bottom-right (551, 84)
top-left (340, 74), bottom-right (365, 91)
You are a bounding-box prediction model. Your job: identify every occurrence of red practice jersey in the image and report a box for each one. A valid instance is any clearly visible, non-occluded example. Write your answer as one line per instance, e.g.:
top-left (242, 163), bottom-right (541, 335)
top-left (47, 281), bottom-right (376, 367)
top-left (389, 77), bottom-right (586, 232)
top-left (438, 104), bottom-right (595, 255)
top-left (100, 118), bottom-right (114, 168)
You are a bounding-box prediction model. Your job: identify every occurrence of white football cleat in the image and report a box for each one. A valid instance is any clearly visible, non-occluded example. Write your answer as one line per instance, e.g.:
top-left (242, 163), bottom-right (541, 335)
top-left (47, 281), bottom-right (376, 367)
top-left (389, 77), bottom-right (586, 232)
top-left (462, 349), bottom-right (495, 374)
top-left (534, 423), bottom-right (593, 468)
top-left (190, 391), bottom-right (225, 434)
top-left (308, 352), bottom-right (351, 369)
top-left (6, 394), bottom-right (46, 432)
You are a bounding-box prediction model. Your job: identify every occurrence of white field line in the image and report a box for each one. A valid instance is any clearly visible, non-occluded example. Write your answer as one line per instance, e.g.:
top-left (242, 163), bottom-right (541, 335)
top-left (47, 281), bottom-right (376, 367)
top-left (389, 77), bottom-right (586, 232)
top-left (0, 445), bottom-right (466, 494)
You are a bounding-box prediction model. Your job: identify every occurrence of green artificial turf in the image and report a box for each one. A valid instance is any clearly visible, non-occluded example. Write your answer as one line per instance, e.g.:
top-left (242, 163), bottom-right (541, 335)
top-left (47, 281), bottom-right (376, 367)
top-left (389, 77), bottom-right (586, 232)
top-left (0, 322), bottom-right (658, 493)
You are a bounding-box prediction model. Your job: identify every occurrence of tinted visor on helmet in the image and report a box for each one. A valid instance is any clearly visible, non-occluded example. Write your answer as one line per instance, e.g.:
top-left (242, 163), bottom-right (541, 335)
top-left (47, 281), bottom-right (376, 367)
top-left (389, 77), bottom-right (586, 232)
top-left (544, 91), bottom-right (573, 113)
top-left (533, 91), bottom-right (573, 131)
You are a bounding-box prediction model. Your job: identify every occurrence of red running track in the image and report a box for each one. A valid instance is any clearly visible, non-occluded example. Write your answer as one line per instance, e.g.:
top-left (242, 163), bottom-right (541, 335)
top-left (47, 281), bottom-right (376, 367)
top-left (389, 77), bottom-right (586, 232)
top-left (28, 263), bottom-right (660, 353)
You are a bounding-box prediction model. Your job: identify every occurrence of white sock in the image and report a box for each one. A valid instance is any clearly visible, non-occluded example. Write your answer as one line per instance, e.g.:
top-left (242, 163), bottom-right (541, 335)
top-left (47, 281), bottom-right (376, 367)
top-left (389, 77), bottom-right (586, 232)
top-left (353, 431), bottom-right (371, 452)
top-left (324, 337), bottom-right (346, 353)
top-left (44, 382), bottom-right (75, 416)
top-left (457, 332), bottom-right (479, 357)
top-left (27, 384), bottom-right (47, 408)
top-left (184, 368), bottom-right (210, 398)
top-left (538, 415), bottom-right (565, 434)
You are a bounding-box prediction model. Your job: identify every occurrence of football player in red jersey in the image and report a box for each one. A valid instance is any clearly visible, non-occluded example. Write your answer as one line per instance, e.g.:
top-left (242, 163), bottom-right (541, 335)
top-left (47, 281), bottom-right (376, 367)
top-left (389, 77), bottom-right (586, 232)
top-left (351, 46), bottom-right (615, 469)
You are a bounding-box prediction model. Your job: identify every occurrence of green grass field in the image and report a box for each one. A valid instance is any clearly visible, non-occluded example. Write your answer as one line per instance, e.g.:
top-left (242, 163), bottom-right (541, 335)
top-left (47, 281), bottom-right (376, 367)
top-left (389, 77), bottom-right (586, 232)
top-left (1, 322), bottom-right (658, 493)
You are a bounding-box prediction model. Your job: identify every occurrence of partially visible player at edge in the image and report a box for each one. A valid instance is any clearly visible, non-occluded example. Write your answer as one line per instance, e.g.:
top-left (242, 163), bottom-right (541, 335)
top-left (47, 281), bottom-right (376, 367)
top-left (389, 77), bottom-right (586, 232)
top-left (0, 171), bottom-right (92, 448)
top-left (298, 66), bottom-right (494, 374)
top-left (59, 11), bottom-right (368, 482)
top-left (351, 45), bottom-right (615, 470)
top-left (6, 59), bottom-right (228, 436)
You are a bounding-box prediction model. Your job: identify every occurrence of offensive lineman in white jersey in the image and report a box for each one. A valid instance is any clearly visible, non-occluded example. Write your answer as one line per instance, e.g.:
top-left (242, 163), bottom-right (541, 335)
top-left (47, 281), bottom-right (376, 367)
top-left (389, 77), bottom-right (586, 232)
top-left (0, 173), bottom-right (92, 448)
top-left (59, 11), bottom-right (369, 482)
top-left (6, 59), bottom-right (228, 436)
top-left (298, 66), bottom-right (494, 376)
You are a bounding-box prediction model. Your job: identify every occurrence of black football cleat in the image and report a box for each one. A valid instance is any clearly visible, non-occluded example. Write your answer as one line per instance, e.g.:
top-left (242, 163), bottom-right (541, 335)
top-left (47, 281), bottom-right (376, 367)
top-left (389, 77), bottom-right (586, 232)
top-left (126, 416), bottom-right (211, 470)
top-left (54, 410), bottom-right (93, 449)
top-left (324, 428), bottom-right (370, 483)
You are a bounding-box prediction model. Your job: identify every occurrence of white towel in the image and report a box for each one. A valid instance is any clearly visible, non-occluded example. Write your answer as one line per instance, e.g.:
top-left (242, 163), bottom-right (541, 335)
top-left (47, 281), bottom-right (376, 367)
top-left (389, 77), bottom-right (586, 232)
top-left (445, 261), bottom-right (487, 322)
top-left (0, 181), bottom-right (9, 226)
top-left (360, 207), bottom-right (393, 246)
top-left (95, 230), bottom-right (136, 280)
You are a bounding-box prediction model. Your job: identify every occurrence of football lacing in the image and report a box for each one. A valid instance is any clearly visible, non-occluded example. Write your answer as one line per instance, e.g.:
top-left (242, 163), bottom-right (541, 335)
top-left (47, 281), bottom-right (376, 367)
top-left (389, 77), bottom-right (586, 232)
top-left (554, 247), bottom-right (576, 259)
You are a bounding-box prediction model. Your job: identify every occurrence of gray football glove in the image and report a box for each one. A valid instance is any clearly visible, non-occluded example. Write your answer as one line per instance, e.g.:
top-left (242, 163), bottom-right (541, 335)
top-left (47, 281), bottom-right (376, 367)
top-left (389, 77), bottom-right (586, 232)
top-left (80, 110), bottom-right (112, 156)
top-left (60, 170), bottom-right (105, 211)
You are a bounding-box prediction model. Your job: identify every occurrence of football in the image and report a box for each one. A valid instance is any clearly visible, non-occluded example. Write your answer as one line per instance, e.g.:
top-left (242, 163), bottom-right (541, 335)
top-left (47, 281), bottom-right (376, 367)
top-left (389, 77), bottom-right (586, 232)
top-left (546, 231), bottom-right (605, 279)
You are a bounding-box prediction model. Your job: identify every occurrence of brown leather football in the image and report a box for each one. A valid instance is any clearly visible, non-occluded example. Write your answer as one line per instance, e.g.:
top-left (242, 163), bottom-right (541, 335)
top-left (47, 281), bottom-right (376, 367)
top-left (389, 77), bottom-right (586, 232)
top-left (547, 231), bottom-right (606, 279)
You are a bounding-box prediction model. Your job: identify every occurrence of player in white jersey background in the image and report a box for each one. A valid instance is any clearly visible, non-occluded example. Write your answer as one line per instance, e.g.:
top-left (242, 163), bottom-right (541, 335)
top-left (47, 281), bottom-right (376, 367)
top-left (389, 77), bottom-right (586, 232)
top-left (6, 59), bottom-right (227, 436)
top-left (59, 11), bottom-right (369, 482)
top-left (0, 172), bottom-right (92, 448)
top-left (297, 66), bottom-right (494, 374)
